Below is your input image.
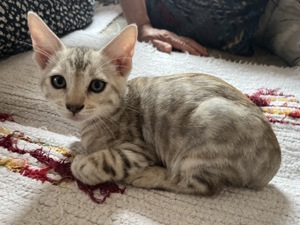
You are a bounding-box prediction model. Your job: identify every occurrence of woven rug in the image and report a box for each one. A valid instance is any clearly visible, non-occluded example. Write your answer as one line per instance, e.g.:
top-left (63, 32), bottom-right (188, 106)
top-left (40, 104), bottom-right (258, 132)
top-left (0, 3), bottom-right (300, 225)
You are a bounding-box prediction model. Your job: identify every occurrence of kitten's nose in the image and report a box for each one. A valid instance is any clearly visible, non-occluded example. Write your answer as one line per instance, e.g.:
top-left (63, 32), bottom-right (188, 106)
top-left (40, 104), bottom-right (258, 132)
top-left (66, 104), bottom-right (84, 114)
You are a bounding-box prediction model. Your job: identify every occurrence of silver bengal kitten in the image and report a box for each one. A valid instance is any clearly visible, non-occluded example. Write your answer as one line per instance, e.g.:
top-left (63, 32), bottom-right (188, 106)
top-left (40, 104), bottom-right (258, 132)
top-left (28, 12), bottom-right (281, 195)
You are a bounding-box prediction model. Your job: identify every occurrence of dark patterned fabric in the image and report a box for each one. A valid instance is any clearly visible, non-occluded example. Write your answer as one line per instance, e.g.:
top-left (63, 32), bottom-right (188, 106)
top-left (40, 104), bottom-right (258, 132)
top-left (146, 0), bottom-right (268, 56)
top-left (0, 0), bottom-right (94, 58)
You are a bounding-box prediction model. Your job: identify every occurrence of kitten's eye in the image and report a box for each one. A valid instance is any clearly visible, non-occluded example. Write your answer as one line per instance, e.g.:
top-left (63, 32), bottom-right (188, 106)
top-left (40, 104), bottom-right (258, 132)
top-left (51, 75), bottom-right (66, 89)
top-left (89, 79), bottom-right (106, 93)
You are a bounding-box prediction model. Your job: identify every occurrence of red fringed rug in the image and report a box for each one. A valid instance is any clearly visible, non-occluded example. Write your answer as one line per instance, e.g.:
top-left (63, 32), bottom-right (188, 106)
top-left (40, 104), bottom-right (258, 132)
top-left (246, 88), bottom-right (300, 126)
top-left (0, 123), bottom-right (125, 204)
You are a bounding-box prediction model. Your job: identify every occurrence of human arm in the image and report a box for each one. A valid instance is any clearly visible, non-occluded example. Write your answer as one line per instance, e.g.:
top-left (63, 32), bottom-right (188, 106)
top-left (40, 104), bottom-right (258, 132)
top-left (120, 0), bottom-right (208, 56)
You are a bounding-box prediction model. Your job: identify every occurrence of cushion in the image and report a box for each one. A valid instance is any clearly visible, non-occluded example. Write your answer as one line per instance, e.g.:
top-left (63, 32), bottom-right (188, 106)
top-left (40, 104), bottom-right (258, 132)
top-left (146, 0), bottom-right (268, 56)
top-left (255, 0), bottom-right (300, 67)
top-left (0, 0), bottom-right (94, 59)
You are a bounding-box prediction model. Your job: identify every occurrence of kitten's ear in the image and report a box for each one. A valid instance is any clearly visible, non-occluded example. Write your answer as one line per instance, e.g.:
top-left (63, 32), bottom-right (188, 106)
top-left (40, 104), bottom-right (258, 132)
top-left (27, 11), bottom-right (64, 70)
top-left (102, 24), bottom-right (137, 77)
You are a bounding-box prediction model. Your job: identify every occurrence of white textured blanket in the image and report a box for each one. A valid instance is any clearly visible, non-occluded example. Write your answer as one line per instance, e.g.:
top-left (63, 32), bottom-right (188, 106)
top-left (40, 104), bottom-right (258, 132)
top-left (0, 4), bottom-right (300, 225)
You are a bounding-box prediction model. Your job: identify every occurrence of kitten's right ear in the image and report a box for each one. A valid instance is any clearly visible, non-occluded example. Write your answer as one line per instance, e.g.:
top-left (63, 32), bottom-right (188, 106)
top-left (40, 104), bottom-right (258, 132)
top-left (27, 12), bottom-right (64, 70)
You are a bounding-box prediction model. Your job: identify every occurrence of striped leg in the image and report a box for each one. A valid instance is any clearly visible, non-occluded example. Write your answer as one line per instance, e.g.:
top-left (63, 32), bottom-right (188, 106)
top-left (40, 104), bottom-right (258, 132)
top-left (71, 148), bottom-right (150, 185)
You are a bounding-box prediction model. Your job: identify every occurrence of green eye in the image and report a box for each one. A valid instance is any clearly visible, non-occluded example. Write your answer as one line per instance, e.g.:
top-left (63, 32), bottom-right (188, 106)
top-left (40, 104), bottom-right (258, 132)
top-left (89, 79), bottom-right (106, 93)
top-left (51, 75), bottom-right (66, 89)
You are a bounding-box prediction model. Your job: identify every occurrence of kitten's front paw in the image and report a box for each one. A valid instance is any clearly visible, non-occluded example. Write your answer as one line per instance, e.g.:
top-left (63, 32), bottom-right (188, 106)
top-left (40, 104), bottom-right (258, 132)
top-left (71, 155), bottom-right (109, 185)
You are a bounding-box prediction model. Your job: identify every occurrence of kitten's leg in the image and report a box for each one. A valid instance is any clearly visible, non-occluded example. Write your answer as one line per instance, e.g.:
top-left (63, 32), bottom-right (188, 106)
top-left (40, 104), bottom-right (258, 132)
top-left (126, 166), bottom-right (223, 195)
top-left (125, 166), bottom-right (173, 190)
top-left (72, 149), bottom-right (222, 195)
top-left (71, 148), bottom-right (150, 185)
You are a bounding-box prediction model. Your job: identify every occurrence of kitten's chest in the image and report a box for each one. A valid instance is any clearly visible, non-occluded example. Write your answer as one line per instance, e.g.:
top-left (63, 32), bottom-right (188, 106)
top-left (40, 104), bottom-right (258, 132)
top-left (80, 114), bottom-right (144, 153)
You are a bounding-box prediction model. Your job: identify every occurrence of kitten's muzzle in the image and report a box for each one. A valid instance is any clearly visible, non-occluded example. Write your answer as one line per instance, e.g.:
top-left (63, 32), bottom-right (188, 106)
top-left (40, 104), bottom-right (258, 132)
top-left (66, 104), bottom-right (84, 115)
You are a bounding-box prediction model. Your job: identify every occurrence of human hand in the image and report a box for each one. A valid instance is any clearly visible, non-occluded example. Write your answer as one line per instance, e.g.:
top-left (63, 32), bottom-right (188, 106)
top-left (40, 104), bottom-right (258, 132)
top-left (138, 23), bottom-right (208, 56)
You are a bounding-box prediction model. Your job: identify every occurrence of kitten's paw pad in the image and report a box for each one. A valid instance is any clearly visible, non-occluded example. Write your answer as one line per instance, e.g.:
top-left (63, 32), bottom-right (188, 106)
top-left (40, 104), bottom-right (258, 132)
top-left (71, 155), bottom-right (108, 185)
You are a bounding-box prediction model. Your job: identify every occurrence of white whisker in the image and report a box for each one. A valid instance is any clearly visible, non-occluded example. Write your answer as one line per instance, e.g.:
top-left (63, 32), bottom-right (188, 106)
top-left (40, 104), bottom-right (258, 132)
top-left (93, 117), bottom-right (116, 141)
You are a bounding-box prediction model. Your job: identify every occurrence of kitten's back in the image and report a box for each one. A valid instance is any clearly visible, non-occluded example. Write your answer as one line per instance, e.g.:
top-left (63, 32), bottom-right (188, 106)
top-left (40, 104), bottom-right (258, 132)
top-left (128, 73), bottom-right (281, 190)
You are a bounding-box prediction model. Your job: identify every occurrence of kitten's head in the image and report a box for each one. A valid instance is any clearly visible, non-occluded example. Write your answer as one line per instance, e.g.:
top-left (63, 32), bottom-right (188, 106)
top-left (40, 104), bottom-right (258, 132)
top-left (27, 12), bottom-right (137, 123)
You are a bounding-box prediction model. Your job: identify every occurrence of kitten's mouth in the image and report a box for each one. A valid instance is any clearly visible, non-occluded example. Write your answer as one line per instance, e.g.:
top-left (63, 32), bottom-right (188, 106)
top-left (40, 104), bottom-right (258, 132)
top-left (66, 113), bottom-right (86, 122)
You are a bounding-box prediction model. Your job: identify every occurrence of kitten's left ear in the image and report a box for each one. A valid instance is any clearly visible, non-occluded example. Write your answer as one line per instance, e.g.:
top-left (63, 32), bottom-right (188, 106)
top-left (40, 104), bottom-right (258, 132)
top-left (27, 11), bottom-right (64, 70)
top-left (102, 24), bottom-right (137, 77)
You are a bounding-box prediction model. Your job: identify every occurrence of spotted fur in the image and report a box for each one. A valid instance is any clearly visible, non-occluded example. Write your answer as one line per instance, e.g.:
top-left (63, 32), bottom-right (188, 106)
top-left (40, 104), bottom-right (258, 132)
top-left (28, 12), bottom-right (281, 195)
